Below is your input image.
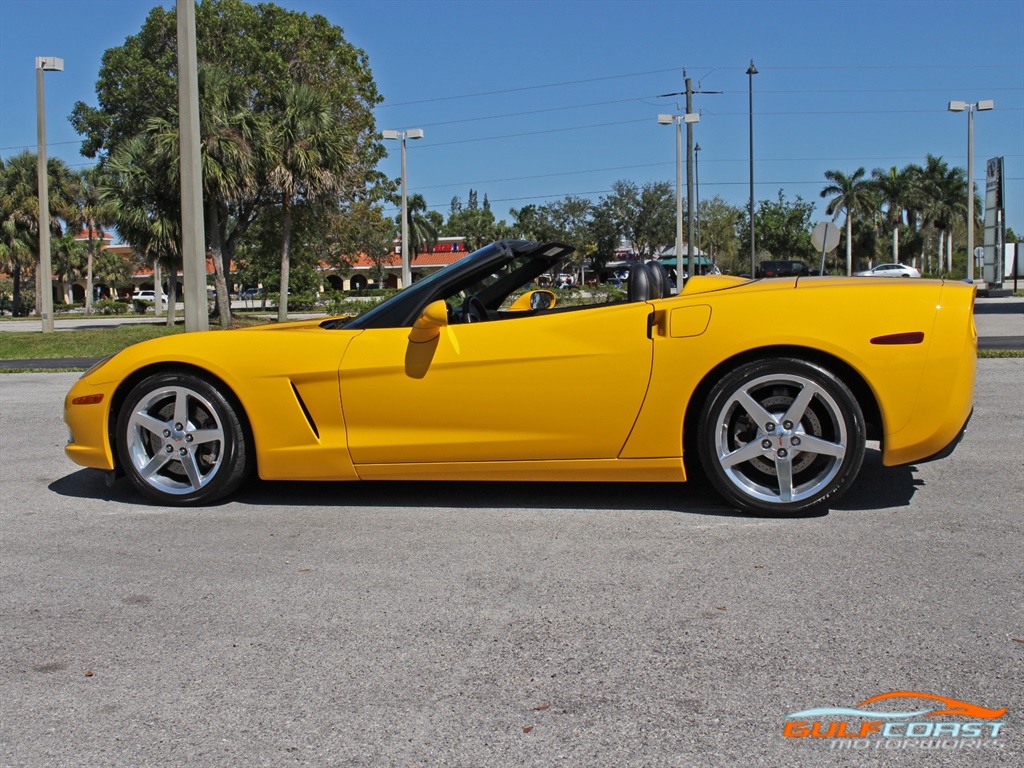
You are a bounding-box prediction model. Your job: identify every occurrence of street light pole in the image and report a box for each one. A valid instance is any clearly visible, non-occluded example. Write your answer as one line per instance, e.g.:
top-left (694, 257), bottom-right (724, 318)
top-left (746, 60), bottom-right (758, 277)
top-left (35, 56), bottom-right (63, 334)
top-left (383, 128), bottom-right (424, 288)
top-left (658, 111), bottom-right (699, 285)
top-left (694, 143), bottom-right (701, 257)
top-left (948, 99), bottom-right (994, 282)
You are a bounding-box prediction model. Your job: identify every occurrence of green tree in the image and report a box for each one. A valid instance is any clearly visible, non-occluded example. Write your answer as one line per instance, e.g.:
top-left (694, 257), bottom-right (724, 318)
top-left (697, 195), bottom-right (742, 269)
top-left (741, 191), bottom-right (816, 267)
top-left (0, 152), bottom-right (77, 315)
top-left (870, 165), bottom-right (914, 265)
top-left (336, 201), bottom-right (397, 286)
top-left (0, 154), bottom-right (38, 316)
top-left (71, 166), bottom-right (115, 313)
top-left (71, 0), bottom-right (388, 320)
top-left (101, 134), bottom-right (183, 326)
top-left (918, 155), bottom-right (968, 273)
top-left (444, 207), bottom-right (499, 252)
top-left (398, 193), bottom-right (439, 266)
top-left (268, 82), bottom-right (350, 320)
top-left (52, 231), bottom-right (88, 303)
top-left (820, 167), bottom-right (877, 275)
top-left (603, 180), bottom-right (675, 259)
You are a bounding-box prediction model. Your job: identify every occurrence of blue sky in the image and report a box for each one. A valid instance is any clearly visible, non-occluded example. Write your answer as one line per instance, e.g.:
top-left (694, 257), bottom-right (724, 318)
top-left (2, 0), bottom-right (1022, 237)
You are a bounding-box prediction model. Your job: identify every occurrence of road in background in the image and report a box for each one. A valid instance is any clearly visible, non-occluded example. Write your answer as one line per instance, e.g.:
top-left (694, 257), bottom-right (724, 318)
top-left (1, 362), bottom-right (1021, 766)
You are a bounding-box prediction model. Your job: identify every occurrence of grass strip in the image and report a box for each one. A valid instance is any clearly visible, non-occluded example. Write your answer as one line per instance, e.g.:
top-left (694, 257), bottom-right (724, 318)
top-left (0, 316), bottom-right (271, 360)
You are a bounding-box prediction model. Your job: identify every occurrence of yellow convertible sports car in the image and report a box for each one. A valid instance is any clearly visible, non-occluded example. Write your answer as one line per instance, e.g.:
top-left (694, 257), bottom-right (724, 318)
top-left (64, 240), bottom-right (976, 514)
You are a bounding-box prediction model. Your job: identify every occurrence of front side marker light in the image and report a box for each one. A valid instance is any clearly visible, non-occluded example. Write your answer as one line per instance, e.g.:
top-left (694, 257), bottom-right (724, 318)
top-left (71, 394), bottom-right (104, 405)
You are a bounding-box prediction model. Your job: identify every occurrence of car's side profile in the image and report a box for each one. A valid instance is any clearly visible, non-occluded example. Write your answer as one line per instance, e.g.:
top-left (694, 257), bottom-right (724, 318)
top-left (132, 290), bottom-right (168, 302)
top-left (855, 263), bottom-right (922, 278)
top-left (65, 240), bottom-right (976, 515)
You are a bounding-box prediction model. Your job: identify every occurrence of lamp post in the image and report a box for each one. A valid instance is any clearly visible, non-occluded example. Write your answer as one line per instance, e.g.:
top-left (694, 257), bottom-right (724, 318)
top-left (382, 128), bottom-right (424, 288)
top-left (35, 56), bottom-right (63, 334)
top-left (658, 111), bottom-right (699, 282)
top-left (746, 60), bottom-right (758, 277)
top-left (694, 142), bottom-right (701, 259)
top-left (948, 99), bottom-right (993, 282)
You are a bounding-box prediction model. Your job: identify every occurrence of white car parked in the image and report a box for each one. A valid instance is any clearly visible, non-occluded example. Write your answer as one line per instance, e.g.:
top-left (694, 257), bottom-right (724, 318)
top-left (132, 290), bottom-right (168, 302)
top-left (855, 263), bottom-right (921, 278)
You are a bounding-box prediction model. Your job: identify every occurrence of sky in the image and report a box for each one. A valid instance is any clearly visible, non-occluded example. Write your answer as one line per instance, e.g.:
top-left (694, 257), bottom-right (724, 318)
top-left (1, 0), bottom-right (1022, 239)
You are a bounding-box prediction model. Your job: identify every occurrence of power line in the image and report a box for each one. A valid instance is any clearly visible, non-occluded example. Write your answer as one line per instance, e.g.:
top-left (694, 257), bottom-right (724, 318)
top-left (376, 63), bottom-right (1023, 108)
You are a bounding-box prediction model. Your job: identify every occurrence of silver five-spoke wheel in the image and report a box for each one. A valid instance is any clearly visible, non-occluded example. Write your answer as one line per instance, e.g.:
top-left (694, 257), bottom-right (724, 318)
top-left (698, 359), bottom-right (865, 514)
top-left (117, 372), bottom-right (251, 505)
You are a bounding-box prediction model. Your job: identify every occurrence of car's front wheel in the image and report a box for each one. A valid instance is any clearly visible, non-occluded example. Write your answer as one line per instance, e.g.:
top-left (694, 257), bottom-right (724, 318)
top-left (116, 371), bottom-right (251, 505)
top-left (697, 358), bottom-right (865, 515)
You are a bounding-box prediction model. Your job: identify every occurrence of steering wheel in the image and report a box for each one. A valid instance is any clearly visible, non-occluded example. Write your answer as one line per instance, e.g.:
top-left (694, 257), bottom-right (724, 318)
top-left (461, 295), bottom-right (487, 324)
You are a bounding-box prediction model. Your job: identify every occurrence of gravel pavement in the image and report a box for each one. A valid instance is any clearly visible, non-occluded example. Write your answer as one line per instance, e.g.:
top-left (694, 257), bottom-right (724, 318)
top-left (1, 362), bottom-right (1022, 766)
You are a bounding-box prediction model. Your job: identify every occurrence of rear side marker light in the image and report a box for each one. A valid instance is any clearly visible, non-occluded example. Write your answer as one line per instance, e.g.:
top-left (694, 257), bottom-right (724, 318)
top-left (72, 394), bottom-right (104, 405)
top-left (871, 332), bottom-right (925, 345)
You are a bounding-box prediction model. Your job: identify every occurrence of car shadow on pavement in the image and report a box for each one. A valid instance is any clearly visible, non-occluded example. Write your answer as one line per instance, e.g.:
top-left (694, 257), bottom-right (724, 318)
top-left (831, 448), bottom-right (921, 511)
top-left (50, 448), bottom-right (920, 518)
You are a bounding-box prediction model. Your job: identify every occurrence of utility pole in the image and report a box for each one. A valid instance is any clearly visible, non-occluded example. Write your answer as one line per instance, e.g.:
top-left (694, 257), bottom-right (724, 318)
top-left (177, 0), bottom-right (208, 332)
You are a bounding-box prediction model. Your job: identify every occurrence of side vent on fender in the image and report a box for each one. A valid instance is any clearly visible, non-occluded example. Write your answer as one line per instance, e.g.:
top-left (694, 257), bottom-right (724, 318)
top-left (290, 382), bottom-right (320, 439)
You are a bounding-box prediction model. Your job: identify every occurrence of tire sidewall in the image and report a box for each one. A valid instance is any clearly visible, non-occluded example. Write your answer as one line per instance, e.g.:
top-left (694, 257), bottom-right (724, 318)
top-left (116, 371), bottom-right (249, 505)
top-left (697, 358), bottom-right (866, 515)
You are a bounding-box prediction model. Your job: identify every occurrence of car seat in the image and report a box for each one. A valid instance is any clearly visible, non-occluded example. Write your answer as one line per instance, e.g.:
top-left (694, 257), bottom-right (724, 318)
top-left (627, 262), bottom-right (654, 302)
top-left (645, 260), bottom-right (671, 298)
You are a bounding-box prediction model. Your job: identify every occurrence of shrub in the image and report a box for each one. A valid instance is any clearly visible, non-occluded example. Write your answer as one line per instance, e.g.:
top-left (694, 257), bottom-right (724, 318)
top-left (95, 299), bottom-right (130, 315)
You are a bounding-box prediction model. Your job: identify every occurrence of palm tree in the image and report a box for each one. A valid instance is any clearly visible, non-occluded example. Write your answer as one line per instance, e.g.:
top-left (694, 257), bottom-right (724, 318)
top-left (917, 155), bottom-right (967, 274)
top-left (267, 82), bottom-right (351, 321)
top-left (870, 166), bottom-right (914, 264)
top-left (102, 134), bottom-right (183, 326)
top-left (70, 167), bottom-right (115, 313)
top-left (147, 67), bottom-right (266, 326)
top-left (401, 193), bottom-right (439, 264)
top-left (0, 151), bottom-right (76, 314)
top-left (0, 154), bottom-right (38, 316)
top-left (821, 167), bottom-right (876, 275)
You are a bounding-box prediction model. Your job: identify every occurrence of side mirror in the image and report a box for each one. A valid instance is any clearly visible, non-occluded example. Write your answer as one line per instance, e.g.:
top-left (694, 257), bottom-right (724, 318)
top-left (408, 299), bottom-right (448, 343)
top-left (508, 289), bottom-right (557, 312)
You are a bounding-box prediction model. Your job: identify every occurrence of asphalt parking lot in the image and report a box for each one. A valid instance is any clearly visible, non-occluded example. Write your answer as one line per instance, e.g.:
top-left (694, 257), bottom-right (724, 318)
top-left (1, 362), bottom-right (1021, 767)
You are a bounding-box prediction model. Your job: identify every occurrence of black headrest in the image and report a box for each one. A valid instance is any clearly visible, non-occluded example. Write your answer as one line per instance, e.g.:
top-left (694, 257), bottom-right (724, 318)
top-left (646, 260), bottom-right (669, 299)
top-left (627, 262), bottom-right (653, 302)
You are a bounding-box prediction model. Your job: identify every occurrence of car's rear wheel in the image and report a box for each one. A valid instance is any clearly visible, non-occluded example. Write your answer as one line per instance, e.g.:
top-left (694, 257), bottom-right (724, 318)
top-left (116, 371), bottom-right (251, 505)
top-left (697, 358), bottom-right (865, 515)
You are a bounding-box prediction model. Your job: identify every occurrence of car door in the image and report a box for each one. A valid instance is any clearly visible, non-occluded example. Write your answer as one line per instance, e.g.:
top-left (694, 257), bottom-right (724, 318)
top-left (339, 301), bottom-right (655, 465)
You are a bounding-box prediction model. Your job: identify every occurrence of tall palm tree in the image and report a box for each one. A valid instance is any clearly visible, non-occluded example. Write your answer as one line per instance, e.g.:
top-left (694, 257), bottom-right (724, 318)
top-left (870, 166), bottom-right (913, 264)
top-left (147, 67), bottom-right (266, 326)
top-left (52, 231), bottom-right (87, 303)
top-left (918, 155), bottom-right (967, 274)
top-left (0, 151), bottom-right (76, 314)
top-left (267, 82), bottom-right (351, 321)
top-left (820, 167), bottom-right (876, 275)
top-left (402, 193), bottom-right (439, 264)
top-left (0, 154), bottom-right (38, 316)
top-left (102, 134), bottom-right (183, 326)
top-left (71, 166), bottom-right (114, 313)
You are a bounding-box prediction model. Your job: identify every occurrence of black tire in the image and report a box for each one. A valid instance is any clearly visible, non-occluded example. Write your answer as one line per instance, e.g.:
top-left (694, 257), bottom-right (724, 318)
top-left (116, 371), bottom-right (251, 505)
top-left (696, 358), bottom-right (866, 515)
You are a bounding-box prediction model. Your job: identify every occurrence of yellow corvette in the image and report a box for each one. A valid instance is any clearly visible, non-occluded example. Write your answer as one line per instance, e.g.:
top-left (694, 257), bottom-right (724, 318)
top-left (64, 240), bottom-right (976, 514)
